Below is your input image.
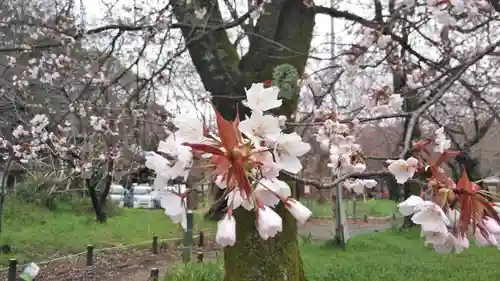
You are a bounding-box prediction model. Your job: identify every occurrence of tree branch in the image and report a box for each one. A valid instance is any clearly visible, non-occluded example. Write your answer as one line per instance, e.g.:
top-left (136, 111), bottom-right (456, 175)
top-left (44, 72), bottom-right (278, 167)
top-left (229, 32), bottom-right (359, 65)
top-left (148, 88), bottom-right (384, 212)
top-left (399, 39), bottom-right (500, 158)
top-left (283, 170), bottom-right (391, 190)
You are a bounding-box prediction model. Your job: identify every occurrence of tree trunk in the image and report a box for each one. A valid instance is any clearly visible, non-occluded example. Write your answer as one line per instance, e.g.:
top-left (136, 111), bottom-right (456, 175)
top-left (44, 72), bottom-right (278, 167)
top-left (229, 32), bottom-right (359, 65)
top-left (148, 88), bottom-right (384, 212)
top-left (455, 152), bottom-right (482, 182)
top-left (400, 66), bottom-right (422, 228)
top-left (317, 190), bottom-right (328, 204)
top-left (172, 1), bottom-right (314, 279)
top-left (86, 178), bottom-right (107, 223)
top-left (0, 155), bottom-right (14, 233)
top-left (224, 204), bottom-right (306, 281)
top-left (295, 180), bottom-right (304, 200)
top-left (97, 161), bottom-right (114, 211)
top-left (0, 194), bottom-right (4, 233)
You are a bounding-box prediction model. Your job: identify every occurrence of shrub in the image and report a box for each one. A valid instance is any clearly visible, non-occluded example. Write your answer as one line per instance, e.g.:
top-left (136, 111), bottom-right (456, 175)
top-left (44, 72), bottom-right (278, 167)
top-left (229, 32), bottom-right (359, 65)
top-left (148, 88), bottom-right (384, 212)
top-left (10, 183), bottom-right (122, 217)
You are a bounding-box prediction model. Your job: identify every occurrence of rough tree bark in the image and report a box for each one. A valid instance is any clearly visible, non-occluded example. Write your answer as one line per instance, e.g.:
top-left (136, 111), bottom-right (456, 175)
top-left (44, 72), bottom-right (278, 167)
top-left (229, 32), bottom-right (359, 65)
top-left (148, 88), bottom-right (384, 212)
top-left (391, 14), bottom-right (422, 227)
top-left (400, 84), bottom-right (423, 228)
top-left (452, 116), bottom-right (494, 182)
top-left (86, 178), bottom-right (107, 223)
top-left (173, 1), bottom-right (314, 280)
top-left (86, 161), bottom-right (114, 223)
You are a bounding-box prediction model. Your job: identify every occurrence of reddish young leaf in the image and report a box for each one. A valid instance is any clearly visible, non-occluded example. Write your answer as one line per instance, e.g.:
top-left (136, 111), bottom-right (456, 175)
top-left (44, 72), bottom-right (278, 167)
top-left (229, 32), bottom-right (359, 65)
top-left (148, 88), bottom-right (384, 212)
top-left (232, 107), bottom-right (243, 144)
top-left (454, 168), bottom-right (499, 235)
top-left (182, 142), bottom-right (225, 156)
top-left (430, 150), bottom-right (461, 169)
top-left (214, 107), bottom-right (240, 153)
top-left (456, 167), bottom-right (472, 191)
top-left (412, 139), bottom-right (432, 151)
top-left (434, 0), bottom-right (449, 6)
top-left (457, 168), bottom-right (474, 234)
top-left (234, 164), bottom-right (252, 195)
top-left (476, 195), bottom-right (500, 224)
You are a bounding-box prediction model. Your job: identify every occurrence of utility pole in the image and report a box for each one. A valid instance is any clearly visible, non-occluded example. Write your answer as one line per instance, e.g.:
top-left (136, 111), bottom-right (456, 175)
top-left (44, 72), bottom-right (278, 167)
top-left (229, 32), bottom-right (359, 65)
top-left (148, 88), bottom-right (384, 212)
top-left (329, 0), bottom-right (349, 248)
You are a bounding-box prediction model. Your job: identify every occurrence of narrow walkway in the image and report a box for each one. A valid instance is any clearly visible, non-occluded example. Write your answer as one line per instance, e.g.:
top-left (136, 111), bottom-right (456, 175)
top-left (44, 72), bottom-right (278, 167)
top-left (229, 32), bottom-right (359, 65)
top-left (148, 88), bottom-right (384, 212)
top-left (299, 221), bottom-right (395, 240)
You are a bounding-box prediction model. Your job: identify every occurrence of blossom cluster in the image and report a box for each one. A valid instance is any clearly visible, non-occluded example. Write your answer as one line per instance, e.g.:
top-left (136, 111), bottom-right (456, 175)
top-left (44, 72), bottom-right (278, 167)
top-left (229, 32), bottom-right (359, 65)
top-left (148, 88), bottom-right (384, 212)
top-left (387, 127), bottom-right (500, 253)
top-left (4, 113), bottom-right (120, 175)
top-left (145, 82), bottom-right (313, 247)
top-left (314, 114), bottom-right (377, 195)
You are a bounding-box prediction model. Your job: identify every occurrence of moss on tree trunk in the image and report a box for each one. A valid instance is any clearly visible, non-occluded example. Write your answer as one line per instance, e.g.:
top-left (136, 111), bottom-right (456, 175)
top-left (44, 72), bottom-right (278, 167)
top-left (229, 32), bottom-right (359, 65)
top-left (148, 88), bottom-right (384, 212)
top-left (224, 203), bottom-right (306, 281)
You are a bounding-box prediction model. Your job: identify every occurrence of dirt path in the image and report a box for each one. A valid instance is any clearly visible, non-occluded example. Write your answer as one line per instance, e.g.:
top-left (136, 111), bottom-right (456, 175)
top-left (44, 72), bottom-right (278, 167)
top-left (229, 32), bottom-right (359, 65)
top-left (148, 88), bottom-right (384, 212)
top-left (299, 218), bottom-right (400, 240)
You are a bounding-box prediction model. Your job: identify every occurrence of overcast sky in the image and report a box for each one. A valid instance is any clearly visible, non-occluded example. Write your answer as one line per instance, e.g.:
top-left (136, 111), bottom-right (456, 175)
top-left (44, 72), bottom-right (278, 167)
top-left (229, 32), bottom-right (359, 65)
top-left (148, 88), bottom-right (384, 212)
top-left (78, 0), bottom-right (366, 122)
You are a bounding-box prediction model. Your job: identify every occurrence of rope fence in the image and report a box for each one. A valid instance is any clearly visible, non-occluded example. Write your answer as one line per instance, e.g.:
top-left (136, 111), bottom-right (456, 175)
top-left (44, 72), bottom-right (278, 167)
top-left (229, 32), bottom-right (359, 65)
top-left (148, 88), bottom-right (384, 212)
top-left (4, 231), bottom-right (215, 281)
top-left (2, 212), bottom-right (216, 281)
top-left (0, 232), bottom-right (212, 273)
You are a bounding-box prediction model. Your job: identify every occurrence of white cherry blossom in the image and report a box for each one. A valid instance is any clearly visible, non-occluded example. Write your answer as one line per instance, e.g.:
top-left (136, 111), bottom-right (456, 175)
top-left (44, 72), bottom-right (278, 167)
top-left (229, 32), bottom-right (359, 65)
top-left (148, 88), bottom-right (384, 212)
top-left (389, 94), bottom-right (404, 110)
top-left (344, 179), bottom-right (365, 194)
top-left (216, 213), bottom-right (237, 247)
top-left (446, 209), bottom-right (461, 226)
top-left (255, 178), bottom-right (282, 207)
top-left (483, 217), bottom-right (500, 235)
top-left (173, 114), bottom-right (205, 143)
top-left (214, 175), bottom-right (227, 189)
top-left (286, 199), bottom-right (312, 225)
top-left (387, 157), bottom-right (419, 184)
top-left (274, 132), bottom-right (311, 174)
top-left (159, 186), bottom-right (187, 230)
top-left (474, 227), bottom-right (498, 247)
top-left (398, 195), bottom-right (425, 216)
top-left (251, 149), bottom-right (280, 179)
top-left (239, 110), bottom-right (282, 142)
top-left (257, 206), bottom-right (283, 240)
top-left (361, 179), bottom-right (378, 189)
top-left (227, 188), bottom-right (255, 211)
top-left (422, 230), bottom-right (449, 246)
top-left (431, 233), bottom-right (469, 254)
top-left (411, 201), bottom-right (450, 234)
top-left (434, 127), bottom-right (451, 153)
top-left (255, 178), bottom-right (292, 207)
top-left (243, 83), bottom-right (282, 112)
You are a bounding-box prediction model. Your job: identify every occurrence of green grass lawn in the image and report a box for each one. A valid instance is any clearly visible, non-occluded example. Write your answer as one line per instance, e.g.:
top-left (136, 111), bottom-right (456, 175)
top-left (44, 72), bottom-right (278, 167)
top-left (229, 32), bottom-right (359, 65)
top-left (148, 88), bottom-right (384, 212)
top-left (301, 198), bottom-right (398, 218)
top-left (0, 199), bottom-right (216, 265)
top-left (165, 229), bottom-right (500, 281)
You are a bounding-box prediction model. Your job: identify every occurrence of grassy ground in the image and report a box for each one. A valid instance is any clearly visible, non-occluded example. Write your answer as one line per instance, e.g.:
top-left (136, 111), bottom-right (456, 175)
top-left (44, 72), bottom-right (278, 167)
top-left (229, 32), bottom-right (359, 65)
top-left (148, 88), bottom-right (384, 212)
top-left (0, 199), bottom-right (216, 265)
top-left (165, 229), bottom-right (500, 281)
top-left (301, 198), bottom-right (398, 218)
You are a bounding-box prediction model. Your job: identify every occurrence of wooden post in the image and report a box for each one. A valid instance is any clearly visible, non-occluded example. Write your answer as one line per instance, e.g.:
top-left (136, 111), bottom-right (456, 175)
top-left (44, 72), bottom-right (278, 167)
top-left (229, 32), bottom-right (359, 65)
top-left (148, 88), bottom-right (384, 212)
top-left (182, 211), bottom-right (194, 263)
top-left (150, 268), bottom-right (159, 281)
top-left (86, 245), bottom-right (94, 266)
top-left (152, 235), bottom-right (158, 254)
top-left (198, 231), bottom-right (204, 247)
top-left (196, 251), bottom-right (204, 263)
top-left (7, 258), bottom-right (17, 281)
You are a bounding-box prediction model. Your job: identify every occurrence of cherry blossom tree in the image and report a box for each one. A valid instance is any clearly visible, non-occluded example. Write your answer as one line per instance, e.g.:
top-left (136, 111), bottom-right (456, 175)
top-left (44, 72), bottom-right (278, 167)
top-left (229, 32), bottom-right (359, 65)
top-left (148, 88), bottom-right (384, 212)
top-left (146, 0), bottom-right (500, 279)
top-left (3, 0), bottom-right (500, 280)
top-left (0, 0), bottom-right (173, 224)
